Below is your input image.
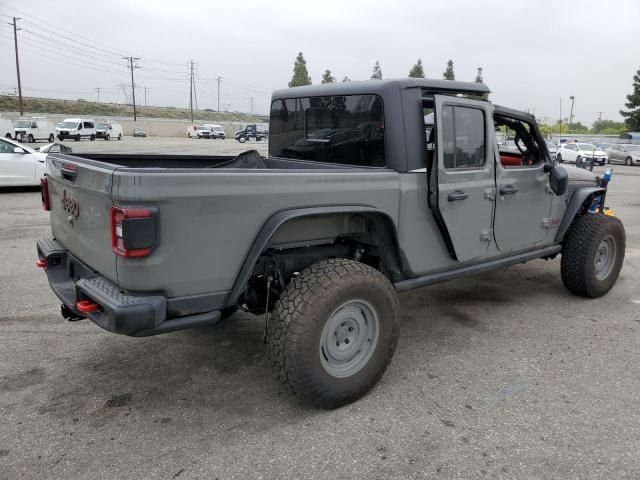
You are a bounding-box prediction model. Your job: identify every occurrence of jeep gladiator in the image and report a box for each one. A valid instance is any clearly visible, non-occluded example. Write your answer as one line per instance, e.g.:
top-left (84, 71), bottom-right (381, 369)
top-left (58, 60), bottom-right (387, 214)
top-left (37, 78), bottom-right (625, 408)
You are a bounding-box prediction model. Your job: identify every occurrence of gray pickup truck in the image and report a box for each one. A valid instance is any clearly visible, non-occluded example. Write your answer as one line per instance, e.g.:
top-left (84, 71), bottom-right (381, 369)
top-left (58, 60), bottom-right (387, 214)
top-left (37, 78), bottom-right (625, 408)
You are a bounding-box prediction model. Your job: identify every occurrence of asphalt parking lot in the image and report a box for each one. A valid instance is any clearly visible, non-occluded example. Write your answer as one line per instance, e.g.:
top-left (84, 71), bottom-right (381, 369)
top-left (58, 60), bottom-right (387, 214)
top-left (1, 139), bottom-right (640, 479)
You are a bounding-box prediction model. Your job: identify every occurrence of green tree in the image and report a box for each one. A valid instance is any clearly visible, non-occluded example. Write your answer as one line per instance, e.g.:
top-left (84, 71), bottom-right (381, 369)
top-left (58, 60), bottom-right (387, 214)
top-left (475, 67), bottom-right (484, 84)
top-left (371, 61), bottom-right (383, 80)
top-left (321, 69), bottom-right (336, 84)
top-left (342, 76), bottom-right (351, 82)
top-left (288, 52), bottom-right (312, 87)
top-left (443, 59), bottom-right (455, 80)
top-left (620, 67), bottom-right (640, 131)
top-left (591, 119), bottom-right (626, 134)
top-left (408, 58), bottom-right (425, 78)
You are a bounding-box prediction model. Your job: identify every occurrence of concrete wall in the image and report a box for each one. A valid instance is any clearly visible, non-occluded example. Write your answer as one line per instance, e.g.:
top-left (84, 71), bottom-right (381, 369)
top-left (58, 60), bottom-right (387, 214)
top-left (0, 112), bottom-right (268, 138)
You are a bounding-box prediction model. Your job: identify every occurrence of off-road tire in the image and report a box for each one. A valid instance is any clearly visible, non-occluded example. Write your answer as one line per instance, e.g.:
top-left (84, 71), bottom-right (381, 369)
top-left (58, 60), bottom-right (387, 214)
top-left (266, 258), bottom-right (400, 408)
top-left (561, 214), bottom-right (625, 298)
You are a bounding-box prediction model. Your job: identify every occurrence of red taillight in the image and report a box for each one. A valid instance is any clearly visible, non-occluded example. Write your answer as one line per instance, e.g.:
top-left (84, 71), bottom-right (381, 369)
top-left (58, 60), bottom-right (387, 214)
top-left (76, 300), bottom-right (99, 313)
top-left (36, 259), bottom-right (46, 268)
top-left (40, 177), bottom-right (50, 211)
top-left (110, 206), bottom-right (156, 257)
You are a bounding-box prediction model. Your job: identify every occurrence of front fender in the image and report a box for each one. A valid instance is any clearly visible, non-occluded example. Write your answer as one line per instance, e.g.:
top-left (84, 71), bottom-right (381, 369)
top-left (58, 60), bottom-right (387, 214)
top-left (554, 187), bottom-right (606, 243)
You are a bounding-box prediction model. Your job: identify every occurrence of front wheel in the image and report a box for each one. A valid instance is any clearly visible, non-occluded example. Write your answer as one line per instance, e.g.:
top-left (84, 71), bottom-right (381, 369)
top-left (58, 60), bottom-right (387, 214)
top-left (556, 154), bottom-right (563, 163)
top-left (266, 259), bottom-right (400, 408)
top-left (561, 214), bottom-right (625, 298)
top-left (28, 134), bottom-right (34, 143)
top-left (118, 134), bottom-right (122, 140)
top-left (75, 134), bottom-right (81, 141)
top-left (238, 136), bottom-right (246, 143)
top-left (105, 134), bottom-right (110, 141)
top-left (90, 134), bottom-right (95, 141)
top-left (48, 134), bottom-right (54, 142)
top-left (626, 157), bottom-right (632, 166)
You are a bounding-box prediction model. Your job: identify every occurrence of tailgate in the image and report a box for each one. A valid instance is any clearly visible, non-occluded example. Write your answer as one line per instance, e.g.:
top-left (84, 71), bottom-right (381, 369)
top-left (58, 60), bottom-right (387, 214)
top-left (47, 154), bottom-right (117, 282)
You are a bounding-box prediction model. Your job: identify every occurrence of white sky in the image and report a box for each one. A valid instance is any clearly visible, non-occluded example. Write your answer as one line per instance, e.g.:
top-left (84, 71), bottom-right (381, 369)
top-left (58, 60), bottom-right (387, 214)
top-left (0, 0), bottom-right (638, 123)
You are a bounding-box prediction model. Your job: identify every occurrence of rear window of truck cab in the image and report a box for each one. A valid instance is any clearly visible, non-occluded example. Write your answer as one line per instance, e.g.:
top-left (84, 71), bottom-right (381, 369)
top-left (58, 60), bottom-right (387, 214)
top-left (269, 94), bottom-right (385, 167)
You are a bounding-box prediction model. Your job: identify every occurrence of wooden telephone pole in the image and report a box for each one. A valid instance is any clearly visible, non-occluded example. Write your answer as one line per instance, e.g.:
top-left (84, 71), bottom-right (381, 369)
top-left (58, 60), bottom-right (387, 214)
top-left (9, 17), bottom-right (24, 116)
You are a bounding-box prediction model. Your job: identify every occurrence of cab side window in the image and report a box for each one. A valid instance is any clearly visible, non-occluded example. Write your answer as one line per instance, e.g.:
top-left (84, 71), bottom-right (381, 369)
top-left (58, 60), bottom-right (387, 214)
top-left (0, 139), bottom-right (14, 153)
top-left (442, 105), bottom-right (486, 169)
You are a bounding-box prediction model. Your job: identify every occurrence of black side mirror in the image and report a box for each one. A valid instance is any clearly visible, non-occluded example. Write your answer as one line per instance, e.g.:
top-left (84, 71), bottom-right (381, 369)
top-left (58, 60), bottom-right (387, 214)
top-left (545, 164), bottom-right (568, 196)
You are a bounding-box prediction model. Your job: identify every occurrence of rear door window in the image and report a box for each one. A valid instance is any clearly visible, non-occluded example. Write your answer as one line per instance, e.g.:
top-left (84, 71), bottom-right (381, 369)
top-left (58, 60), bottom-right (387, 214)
top-left (269, 94), bottom-right (385, 167)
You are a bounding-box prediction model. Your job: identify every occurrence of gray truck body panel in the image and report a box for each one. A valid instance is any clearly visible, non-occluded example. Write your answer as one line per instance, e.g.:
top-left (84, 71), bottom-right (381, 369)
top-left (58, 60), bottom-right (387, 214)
top-left (40, 78), bottom-right (600, 336)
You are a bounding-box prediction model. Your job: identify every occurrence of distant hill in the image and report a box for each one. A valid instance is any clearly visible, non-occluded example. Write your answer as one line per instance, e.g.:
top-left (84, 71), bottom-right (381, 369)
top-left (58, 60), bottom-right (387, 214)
top-left (0, 95), bottom-right (268, 123)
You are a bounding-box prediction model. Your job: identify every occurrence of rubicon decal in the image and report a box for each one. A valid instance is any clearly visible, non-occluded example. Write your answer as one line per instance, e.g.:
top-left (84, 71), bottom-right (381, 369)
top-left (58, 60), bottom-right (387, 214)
top-left (61, 190), bottom-right (80, 219)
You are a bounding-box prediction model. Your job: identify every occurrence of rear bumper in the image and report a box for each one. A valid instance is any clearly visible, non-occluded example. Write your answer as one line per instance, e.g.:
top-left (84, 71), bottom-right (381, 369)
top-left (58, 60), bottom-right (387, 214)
top-left (37, 237), bottom-right (221, 336)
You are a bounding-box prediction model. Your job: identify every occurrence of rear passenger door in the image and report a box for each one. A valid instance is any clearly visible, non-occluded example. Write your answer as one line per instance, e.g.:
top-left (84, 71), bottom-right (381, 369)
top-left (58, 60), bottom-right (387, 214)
top-left (433, 95), bottom-right (495, 262)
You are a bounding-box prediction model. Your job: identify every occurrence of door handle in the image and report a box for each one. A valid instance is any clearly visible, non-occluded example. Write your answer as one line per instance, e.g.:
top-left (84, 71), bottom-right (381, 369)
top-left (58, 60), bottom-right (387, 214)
top-left (500, 185), bottom-right (518, 195)
top-left (448, 190), bottom-right (469, 202)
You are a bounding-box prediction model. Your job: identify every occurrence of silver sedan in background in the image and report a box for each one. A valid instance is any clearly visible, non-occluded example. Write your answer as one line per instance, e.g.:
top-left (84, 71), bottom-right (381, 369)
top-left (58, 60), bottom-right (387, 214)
top-left (606, 144), bottom-right (640, 166)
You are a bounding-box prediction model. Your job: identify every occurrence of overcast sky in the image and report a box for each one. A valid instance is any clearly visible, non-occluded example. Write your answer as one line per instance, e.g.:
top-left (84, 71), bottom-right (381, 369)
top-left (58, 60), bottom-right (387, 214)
top-left (1, 0), bottom-right (638, 123)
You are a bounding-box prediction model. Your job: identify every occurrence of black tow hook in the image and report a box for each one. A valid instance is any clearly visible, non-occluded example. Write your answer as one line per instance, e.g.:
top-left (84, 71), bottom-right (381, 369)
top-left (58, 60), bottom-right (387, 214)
top-left (61, 304), bottom-right (85, 322)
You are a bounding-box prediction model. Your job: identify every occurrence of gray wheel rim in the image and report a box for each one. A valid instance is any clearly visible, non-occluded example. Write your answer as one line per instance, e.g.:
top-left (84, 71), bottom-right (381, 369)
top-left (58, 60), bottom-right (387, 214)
top-left (319, 299), bottom-right (379, 378)
top-left (594, 235), bottom-right (616, 281)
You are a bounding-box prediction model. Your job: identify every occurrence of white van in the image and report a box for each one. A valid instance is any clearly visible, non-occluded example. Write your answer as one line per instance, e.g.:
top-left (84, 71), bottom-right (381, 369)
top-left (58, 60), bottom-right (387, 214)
top-left (14, 117), bottom-right (56, 143)
top-left (0, 117), bottom-right (13, 139)
top-left (95, 120), bottom-right (123, 141)
top-left (56, 118), bottom-right (97, 142)
top-left (203, 124), bottom-right (226, 139)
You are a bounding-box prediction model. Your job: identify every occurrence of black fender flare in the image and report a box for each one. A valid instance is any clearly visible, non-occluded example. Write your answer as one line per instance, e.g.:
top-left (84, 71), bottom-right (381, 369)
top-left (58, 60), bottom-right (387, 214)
top-left (227, 206), bottom-right (402, 306)
top-left (554, 187), bottom-right (606, 243)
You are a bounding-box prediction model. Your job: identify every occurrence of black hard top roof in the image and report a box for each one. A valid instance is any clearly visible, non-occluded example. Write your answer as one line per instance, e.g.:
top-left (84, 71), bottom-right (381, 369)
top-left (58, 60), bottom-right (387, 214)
top-left (272, 78), bottom-right (491, 101)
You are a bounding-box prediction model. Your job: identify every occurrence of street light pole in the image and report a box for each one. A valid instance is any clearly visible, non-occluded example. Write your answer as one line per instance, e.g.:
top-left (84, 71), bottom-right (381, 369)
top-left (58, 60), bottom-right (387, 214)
top-left (569, 96), bottom-right (575, 126)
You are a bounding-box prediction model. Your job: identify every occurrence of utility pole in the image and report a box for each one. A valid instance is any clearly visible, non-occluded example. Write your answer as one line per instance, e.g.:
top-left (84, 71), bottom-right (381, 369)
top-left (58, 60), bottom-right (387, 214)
top-left (189, 60), bottom-right (194, 122)
top-left (144, 87), bottom-right (148, 106)
top-left (250, 96), bottom-right (254, 114)
top-left (123, 56), bottom-right (141, 121)
top-left (9, 17), bottom-right (23, 116)
top-left (95, 87), bottom-right (102, 102)
top-left (597, 111), bottom-right (604, 122)
top-left (217, 76), bottom-right (221, 113)
top-left (569, 96), bottom-right (575, 126)
top-left (559, 97), bottom-right (562, 138)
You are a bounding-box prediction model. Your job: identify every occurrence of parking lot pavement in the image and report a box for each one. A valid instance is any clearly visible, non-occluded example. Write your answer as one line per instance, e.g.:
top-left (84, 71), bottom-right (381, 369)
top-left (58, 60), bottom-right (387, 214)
top-left (60, 136), bottom-right (269, 156)
top-left (1, 151), bottom-right (639, 478)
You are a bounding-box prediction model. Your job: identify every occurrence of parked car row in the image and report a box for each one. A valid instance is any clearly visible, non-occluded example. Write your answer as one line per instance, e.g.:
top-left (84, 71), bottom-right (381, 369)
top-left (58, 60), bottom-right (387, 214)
top-left (186, 124), bottom-right (226, 139)
top-left (554, 141), bottom-right (640, 167)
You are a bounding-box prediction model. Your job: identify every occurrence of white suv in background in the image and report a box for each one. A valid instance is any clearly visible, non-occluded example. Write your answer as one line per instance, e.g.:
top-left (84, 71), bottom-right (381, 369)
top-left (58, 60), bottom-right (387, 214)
top-left (556, 142), bottom-right (608, 166)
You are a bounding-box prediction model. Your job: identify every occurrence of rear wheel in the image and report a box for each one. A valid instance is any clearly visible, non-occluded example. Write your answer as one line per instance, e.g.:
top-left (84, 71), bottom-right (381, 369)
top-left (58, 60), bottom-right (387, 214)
top-left (556, 154), bottom-right (563, 163)
top-left (4, 133), bottom-right (11, 139)
top-left (28, 134), bottom-right (34, 143)
top-left (48, 134), bottom-right (54, 142)
top-left (266, 259), bottom-right (400, 408)
top-left (561, 214), bottom-right (625, 298)
top-left (75, 134), bottom-right (81, 141)
top-left (118, 134), bottom-right (122, 140)
top-left (626, 157), bottom-right (632, 166)
top-left (105, 134), bottom-right (110, 141)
